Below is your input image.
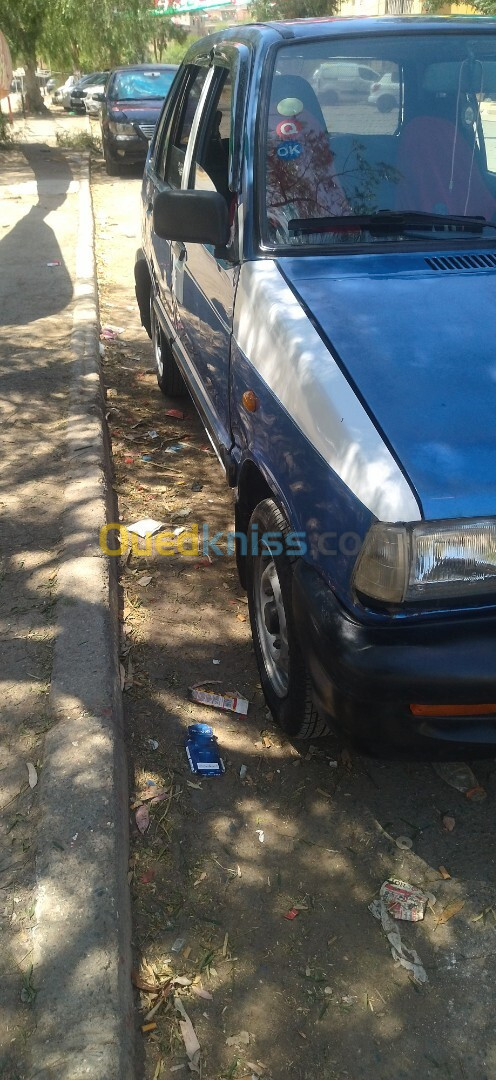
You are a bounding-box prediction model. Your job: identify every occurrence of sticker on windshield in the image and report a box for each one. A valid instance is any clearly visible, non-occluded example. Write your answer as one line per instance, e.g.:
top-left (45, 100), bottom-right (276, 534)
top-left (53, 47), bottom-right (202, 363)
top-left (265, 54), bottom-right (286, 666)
top-left (276, 119), bottom-right (303, 138)
top-left (276, 97), bottom-right (304, 117)
top-left (276, 142), bottom-right (302, 159)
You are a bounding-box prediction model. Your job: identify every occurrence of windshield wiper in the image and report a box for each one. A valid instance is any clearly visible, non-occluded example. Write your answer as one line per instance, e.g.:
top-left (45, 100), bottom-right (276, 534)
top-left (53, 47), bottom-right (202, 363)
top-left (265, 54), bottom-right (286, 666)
top-left (288, 210), bottom-right (496, 235)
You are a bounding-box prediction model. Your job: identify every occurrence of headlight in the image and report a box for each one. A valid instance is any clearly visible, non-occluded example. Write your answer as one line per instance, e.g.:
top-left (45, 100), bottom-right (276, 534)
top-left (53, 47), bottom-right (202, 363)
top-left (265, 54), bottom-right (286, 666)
top-left (353, 519), bottom-right (496, 604)
top-left (108, 121), bottom-right (135, 136)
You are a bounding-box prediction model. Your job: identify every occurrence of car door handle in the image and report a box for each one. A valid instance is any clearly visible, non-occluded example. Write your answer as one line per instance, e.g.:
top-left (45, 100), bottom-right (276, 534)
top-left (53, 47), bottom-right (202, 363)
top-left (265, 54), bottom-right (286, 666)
top-left (172, 241), bottom-right (187, 263)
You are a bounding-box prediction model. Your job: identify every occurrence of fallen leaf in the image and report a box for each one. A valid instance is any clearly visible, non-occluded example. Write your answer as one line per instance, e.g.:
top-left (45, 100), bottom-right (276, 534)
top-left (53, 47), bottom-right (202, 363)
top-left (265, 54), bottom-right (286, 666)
top-left (131, 969), bottom-right (158, 993)
top-left (191, 985), bottom-right (213, 1001)
top-left (26, 762), bottom-right (38, 789)
top-left (135, 804), bottom-right (150, 833)
top-left (226, 1031), bottom-right (250, 1047)
top-left (439, 865), bottom-right (451, 880)
top-left (179, 1013), bottom-right (200, 1070)
top-left (137, 575), bottom-right (153, 587)
top-left (136, 788), bottom-right (168, 803)
top-left (442, 815), bottom-right (456, 832)
top-left (140, 870), bottom-right (155, 884)
top-left (436, 899), bottom-right (465, 925)
top-left (193, 871), bottom-right (207, 887)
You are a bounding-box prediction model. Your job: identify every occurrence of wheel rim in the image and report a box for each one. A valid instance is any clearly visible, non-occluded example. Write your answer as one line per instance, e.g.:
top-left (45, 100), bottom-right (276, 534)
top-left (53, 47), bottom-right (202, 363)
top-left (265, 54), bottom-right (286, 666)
top-left (151, 299), bottom-right (163, 379)
top-left (253, 545), bottom-right (289, 698)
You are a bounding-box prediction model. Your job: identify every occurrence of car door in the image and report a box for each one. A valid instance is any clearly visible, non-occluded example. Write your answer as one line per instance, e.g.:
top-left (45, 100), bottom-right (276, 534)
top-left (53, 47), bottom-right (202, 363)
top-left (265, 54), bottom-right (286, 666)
top-left (172, 49), bottom-right (247, 461)
top-left (144, 64), bottom-right (212, 329)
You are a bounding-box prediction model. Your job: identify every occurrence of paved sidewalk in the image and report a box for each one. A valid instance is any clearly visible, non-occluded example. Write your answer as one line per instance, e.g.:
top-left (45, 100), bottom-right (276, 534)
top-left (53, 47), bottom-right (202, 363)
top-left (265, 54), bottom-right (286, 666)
top-left (0, 142), bottom-right (132, 1079)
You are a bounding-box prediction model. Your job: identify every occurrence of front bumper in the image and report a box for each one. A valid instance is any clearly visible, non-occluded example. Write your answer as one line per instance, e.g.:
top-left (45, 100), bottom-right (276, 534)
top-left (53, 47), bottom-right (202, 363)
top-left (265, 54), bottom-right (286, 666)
top-left (293, 560), bottom-right (496, 757)
top-left (106, 132), bottom-right (149, 164)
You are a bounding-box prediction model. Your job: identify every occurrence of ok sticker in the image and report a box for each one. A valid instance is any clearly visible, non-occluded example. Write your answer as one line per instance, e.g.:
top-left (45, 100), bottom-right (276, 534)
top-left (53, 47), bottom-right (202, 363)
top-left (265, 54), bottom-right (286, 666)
top-left (276, 119), bottom-right (303, 139)
top-left (276, 141), bottom-right (302, 160)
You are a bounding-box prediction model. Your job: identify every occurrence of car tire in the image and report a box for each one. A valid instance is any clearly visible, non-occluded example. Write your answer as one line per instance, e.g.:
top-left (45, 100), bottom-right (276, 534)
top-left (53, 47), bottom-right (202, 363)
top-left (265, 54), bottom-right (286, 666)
top-left (246, 498), bottom-right (328, 740)
top-left (104, 146), bottom-right (121, 176)
top-left (322, 88), bottom-right (339, 105)
top-left (377, 94), bottom-right (396, 114)
top-left (150, 293), bottom-right (185, 397)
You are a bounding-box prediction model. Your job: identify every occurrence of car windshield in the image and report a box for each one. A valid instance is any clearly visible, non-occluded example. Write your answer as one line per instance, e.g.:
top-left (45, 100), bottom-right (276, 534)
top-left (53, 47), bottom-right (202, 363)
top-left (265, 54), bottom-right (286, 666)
top-left (109, 69), bottom-right (175, 101)
top-left (262, 31), bottom-right (496, 247)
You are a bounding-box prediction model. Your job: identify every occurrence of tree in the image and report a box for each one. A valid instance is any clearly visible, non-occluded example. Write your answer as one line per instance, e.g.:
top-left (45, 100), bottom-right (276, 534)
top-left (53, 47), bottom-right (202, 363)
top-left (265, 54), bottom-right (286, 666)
top-left (41, 0), bottom-right (187, 73)
top-left (0, 0), bottom-right (49, 112)
top-left (250, 0), bottom-right (338, 20)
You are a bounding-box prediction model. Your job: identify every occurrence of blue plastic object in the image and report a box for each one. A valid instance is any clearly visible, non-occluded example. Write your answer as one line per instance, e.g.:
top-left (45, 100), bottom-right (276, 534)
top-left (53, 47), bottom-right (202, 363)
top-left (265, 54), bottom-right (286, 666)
top-left (185, 724), bottom-right (225, 777)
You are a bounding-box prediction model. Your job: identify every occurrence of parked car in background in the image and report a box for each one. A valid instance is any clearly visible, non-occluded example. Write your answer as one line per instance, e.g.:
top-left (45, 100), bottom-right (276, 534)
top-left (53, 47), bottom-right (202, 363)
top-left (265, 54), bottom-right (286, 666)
top-left (69, 71), bottom-right (109, 112)
top-left (52, 75), bottom-right (77, 106)
top-left (100, 64), bottom-right (178, 175)
top-left (312, 60), bottom-right (380, 103)
top-left (85, 82), bottom-right (108, 117)
top-left (368, 71), bottom-right (400, 112)
top-left (135, 18), bottom-right (496, 757)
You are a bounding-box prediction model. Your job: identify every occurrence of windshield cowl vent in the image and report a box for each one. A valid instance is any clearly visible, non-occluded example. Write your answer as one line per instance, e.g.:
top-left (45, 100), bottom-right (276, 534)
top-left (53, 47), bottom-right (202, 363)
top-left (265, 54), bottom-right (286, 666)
top-left (426, 253), bottom-right (496, 272)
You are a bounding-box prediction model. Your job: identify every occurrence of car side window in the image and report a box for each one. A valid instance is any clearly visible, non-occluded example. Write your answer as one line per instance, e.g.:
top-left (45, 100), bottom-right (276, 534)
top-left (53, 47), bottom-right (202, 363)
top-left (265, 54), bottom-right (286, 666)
top-left (160, 66), bottom-right (209, 188)
top-left (189, 69), bottom-right (233, 204)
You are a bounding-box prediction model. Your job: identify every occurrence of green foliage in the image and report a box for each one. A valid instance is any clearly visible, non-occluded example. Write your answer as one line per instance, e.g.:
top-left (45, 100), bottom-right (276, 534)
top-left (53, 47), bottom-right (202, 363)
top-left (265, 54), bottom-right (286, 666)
top-left (250, 0), bottom-right (338, 20)
top-left (41, 0), bottom-right (190, 71)
top-left (152, 31), bottom-right (198, 65)
top-left (0, 0), bottom-right (47, 60)
top-left (56, 127), bottom-right (102, 152)
top-left (0, 111), bottom-right (13, 145)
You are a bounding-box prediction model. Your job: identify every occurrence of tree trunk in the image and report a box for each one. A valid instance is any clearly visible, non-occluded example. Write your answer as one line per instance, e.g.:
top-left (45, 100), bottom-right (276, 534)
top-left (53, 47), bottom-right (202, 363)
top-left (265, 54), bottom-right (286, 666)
top-left (24, 56), bottom-right (48, 114)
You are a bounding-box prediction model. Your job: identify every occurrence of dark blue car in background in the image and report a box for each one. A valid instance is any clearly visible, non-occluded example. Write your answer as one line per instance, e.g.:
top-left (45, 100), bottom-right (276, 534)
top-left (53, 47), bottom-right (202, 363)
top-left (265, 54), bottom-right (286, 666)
top-left (101, 64), bottom-right (178, 175)
top-left (135, 17), bottom-right (496, 757)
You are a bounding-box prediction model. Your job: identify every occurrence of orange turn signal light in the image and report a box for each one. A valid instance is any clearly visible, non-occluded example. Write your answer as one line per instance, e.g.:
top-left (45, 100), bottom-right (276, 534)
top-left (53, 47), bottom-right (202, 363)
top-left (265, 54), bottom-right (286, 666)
top-left (410, 703), bottom-right (496, 717)
top-left (241, 390), bottom-right (258, 413)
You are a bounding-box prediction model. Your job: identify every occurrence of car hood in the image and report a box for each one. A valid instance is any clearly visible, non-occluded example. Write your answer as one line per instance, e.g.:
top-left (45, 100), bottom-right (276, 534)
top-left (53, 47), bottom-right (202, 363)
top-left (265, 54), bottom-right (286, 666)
top-left (109, 99), bottom-right (163, 123)
top-left (279, 250), bottom-right (496, 520)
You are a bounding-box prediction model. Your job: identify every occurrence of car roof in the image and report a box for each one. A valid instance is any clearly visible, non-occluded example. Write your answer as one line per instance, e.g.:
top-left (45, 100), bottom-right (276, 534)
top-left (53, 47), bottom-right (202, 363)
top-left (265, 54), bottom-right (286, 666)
top-left (109, 63), bottom-right (179, 74)
top-left (77, 71), bottom-right (109, 82)
top-left (186, 15), bottom-right (496, 55)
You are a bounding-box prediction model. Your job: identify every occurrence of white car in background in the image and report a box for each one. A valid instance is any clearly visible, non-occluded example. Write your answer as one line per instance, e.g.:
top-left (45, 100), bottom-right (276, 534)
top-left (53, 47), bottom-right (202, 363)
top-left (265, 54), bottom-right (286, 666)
top-left (52, 75), bottom-right (77, 108)
top-left (368, 72), bottom-right (400, 113)
top-left (312, 60), bottom-right (380, 103)
top-left (85, 82), bottom-right (107, 117)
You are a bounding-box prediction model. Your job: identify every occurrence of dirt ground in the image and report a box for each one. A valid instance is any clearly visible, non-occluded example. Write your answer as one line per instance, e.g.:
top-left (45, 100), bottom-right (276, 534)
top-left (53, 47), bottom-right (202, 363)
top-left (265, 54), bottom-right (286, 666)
top-left (90, 158), bottom-right (496, 1080)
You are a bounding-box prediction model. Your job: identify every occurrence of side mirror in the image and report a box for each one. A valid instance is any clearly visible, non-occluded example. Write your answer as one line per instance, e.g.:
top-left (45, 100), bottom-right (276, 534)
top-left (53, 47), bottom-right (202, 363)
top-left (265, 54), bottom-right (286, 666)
top-left (153, 190), bottom-right (230, 247)
top-left (93, 92), bottom-right (105, 102)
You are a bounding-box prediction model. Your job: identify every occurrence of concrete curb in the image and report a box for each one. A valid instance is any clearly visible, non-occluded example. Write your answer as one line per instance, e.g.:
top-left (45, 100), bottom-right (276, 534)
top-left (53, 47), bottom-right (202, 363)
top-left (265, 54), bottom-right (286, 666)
top-left (31, 154), bottom-right (134, 1080)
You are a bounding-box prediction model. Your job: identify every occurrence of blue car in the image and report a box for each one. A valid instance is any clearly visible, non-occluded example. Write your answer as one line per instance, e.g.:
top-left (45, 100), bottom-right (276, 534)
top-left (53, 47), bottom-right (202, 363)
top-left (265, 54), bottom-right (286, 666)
top-left (101, 64), bottom-right (178, 175)
top-left (135, 16), bottom-right (496, 756)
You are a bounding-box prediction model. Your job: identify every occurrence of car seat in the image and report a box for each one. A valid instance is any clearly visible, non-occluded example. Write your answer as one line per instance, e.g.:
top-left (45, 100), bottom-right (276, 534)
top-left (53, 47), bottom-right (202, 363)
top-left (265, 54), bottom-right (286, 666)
top-left (202, 108), bottom-right (230, 203)
top-left (266, 74), bottom-right (350, 240)
top-left (395, 90), bottom-right (496, 220)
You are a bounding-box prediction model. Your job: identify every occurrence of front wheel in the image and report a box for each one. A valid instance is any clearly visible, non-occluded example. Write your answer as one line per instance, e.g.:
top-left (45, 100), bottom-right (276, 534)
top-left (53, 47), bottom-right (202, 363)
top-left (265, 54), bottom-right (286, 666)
top-left (150, 293), bottom-right (185, 397)
top-left (103, 139), bottom-right (121, 176)
top-left (246, 498), bottom-right (327, 740)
